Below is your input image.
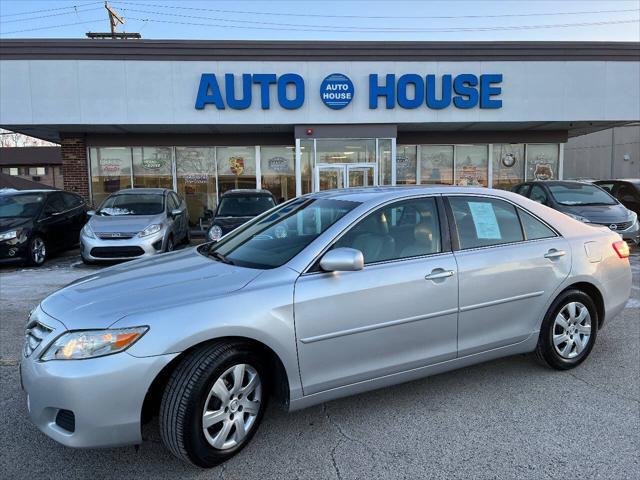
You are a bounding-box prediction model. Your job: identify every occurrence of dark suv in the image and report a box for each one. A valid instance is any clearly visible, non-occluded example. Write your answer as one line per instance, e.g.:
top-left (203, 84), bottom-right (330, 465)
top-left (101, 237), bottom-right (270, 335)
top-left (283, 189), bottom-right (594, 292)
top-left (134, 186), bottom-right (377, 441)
top-left (207, 189), bottom-right (277, 242)
top-left (512, 180), bottom-right (639, 245)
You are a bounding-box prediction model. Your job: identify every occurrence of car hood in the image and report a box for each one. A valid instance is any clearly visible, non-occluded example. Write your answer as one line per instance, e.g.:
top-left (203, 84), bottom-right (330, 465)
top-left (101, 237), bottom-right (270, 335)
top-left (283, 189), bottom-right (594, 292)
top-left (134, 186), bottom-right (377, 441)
top-left (558, 203), bottom-right (631, 223)
top-left (40, 247), bottom-right (263, 330)
top-left (89, 214), bottom-right (164, 233)
top-left (213, 216), bottom-right (254, 231)
top-left (0, 217), bottom-right (33, 232)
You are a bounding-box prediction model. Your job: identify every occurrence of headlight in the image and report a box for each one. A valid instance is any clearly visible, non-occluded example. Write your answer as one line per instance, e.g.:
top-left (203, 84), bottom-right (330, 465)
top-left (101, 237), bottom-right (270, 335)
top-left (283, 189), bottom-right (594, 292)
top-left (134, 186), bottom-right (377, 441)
top-left (81, 223), bottom-right (95, 239)
top-left (139, 224), bottom-right (162, 237)
top-left (40, 326), bottom-right (148, 361)
top-left (209, 225), bottom-right (223, 241)
top-left (0, 229), bottom-right (19, 241)
top-left (565, 212), bottom-right (590, 223)
top-left (628, 210), bottom-right (638, 226)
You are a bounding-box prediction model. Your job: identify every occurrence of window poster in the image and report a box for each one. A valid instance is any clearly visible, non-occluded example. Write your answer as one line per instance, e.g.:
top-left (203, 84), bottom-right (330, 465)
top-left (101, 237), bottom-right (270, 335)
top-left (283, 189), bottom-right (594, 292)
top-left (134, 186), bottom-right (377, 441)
top-left (468, 201), bottom-right (501, 239)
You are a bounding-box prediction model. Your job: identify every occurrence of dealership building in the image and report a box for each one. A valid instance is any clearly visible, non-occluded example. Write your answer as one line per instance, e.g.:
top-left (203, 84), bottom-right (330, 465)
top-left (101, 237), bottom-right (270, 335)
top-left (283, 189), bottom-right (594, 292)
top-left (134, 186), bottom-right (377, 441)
top-left (1, 40), bottom-right (639, 228)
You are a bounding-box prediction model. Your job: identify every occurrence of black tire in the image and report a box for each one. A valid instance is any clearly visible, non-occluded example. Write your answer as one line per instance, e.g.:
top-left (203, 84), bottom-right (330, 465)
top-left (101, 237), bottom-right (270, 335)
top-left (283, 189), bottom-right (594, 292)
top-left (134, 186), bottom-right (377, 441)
top-left (165, 234), bottom-right (175, 253)
top-left (183, 228), bottom-right (191, 245)
top-left (82, 257), bottom-right (95, 265)
top-left (27, 235), bottom-right (47, 266)
top-left (535, 289), bottom-right (598, 370)
top-left (159, 341), bottom-right (268, 468)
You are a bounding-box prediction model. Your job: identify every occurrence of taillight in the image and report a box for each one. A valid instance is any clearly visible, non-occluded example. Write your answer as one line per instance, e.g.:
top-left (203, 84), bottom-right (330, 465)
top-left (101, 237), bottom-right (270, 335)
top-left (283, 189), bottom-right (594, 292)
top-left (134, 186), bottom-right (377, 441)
top-left (612, 240), bottom-right (630, 259)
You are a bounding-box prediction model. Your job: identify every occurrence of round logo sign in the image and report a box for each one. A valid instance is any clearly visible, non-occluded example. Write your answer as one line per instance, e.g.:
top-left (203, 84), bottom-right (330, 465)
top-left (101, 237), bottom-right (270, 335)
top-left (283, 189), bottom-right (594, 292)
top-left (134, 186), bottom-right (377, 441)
top-left (320, 73), bottom-right (354, 110)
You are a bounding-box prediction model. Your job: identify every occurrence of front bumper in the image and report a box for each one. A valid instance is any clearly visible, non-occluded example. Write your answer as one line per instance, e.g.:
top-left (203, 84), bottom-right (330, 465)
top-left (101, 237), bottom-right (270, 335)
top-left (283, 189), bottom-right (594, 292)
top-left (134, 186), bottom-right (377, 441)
top-left (80, 230), bottom-right (166, 262)
top-left (20, 307), bottom-right (177, 448)
top-left (0, 236), bottom-right (29, 263)
top-left (619, 220), bottom-right (640, 246)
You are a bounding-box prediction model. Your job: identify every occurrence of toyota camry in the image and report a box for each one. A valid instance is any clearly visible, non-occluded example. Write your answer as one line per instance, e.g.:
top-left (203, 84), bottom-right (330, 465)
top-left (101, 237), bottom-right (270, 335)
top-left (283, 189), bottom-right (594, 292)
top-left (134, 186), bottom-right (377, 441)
top-left (20, 186), bottom-right (631, 468)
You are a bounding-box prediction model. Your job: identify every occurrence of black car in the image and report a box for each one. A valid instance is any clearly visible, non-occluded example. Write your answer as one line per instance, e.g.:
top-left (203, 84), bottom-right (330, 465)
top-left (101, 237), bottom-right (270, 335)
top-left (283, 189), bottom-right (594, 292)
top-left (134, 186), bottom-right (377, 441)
top-left (0, 189), bottom-right (88, 266)
top-left (594, 179), bottom-right (640, 217)
top-left (207, 189), bottom-right (277, 241)
top-left (512, 180), bottom-right (639, 245)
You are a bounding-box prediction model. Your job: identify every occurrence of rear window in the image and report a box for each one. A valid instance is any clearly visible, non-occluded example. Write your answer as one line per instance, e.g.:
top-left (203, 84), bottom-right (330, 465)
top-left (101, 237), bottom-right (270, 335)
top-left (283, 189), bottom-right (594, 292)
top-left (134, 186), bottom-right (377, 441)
top-left (449, 197), bottom-right (524, 249)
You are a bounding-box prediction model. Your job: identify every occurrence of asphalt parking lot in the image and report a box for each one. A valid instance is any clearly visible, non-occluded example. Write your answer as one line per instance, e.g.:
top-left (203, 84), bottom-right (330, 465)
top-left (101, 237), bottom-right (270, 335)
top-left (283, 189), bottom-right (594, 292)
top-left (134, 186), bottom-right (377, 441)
top-left (1, 246), bottom-right (638, 479)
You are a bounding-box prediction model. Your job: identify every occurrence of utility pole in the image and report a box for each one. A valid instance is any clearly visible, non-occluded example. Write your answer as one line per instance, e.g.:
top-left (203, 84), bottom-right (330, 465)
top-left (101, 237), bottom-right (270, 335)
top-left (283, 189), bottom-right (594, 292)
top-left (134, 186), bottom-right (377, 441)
top-left (86, 1), bottom-right (141, 39)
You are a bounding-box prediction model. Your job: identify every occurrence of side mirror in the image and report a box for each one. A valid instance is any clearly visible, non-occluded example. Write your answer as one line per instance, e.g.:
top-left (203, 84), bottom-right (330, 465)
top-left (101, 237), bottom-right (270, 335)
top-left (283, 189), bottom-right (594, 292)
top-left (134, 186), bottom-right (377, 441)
top-left (319, 248), bottom-right (364, 272)
top-left (87, 210), bottom-right (96, 216)
top-left (171, 208), bottom-right (182, 217)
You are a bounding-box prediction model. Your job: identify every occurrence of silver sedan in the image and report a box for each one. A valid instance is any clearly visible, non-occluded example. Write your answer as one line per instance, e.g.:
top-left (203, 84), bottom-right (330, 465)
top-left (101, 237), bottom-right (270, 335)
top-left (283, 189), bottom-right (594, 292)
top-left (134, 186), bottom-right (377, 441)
top-left (21, 187), bottom-right (632, 467)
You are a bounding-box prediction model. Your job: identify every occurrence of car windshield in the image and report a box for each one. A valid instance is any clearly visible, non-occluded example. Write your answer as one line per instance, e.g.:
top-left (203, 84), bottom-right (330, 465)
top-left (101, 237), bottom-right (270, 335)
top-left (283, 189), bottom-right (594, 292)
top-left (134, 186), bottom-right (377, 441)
top-left (207, 197), bottom-right (359, 269)
top-left (0, 193), bottom-right (45, 218)
top-left (98, 193), bottom-right (165, 216)
top-left (547, 184), bottom-right (618, 206)
top-left (217, 195), bottom-right (276, 217)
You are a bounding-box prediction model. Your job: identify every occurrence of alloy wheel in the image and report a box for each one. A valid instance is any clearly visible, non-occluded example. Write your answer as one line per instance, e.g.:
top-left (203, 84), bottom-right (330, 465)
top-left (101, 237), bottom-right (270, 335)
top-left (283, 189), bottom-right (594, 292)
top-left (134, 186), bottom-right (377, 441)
top-left (553, 301), bottom-right (592, 359)
top-left (202, 363), bottom-right (262, 450)
top-left (31, 238), bottom-right (46, 264)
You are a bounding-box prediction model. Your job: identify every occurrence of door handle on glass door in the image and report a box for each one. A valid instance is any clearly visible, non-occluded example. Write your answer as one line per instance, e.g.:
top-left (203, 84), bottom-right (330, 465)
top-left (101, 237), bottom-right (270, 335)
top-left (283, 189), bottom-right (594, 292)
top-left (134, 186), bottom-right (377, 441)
top-left (425, 269), bottom-right (455, 280)
top-left (544, 249), bottom-right (566, 259)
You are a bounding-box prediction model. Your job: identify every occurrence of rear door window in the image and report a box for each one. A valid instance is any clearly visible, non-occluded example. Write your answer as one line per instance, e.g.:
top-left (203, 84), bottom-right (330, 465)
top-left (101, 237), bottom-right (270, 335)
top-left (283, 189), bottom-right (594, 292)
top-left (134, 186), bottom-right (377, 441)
top-left (449, 196), bottom-right (524, 249)
top-left (518, 210), bottom-right (556, 240)
top-left (529, 185), bottom-right (549, 204)
top-left (44, 193), bottom-right (66, 215)
top-left (62, 193), bottom-right (83, 209)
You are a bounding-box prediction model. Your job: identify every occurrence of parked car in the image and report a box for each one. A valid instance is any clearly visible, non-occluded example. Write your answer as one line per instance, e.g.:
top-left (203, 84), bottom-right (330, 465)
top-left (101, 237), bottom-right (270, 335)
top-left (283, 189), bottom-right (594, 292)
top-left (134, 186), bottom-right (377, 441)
top-left (21, 187), bottom-right (631, 467)
top-left (594, 179), bottom-right (640, 217)
top-left (0, 189), bottom-right (87, 266)
top-left (207, 189), bottom-right (277, 241)
top-left (513, 180), bottom-right (639, 246)
top-left (80, 188), bottom-right (189, 263)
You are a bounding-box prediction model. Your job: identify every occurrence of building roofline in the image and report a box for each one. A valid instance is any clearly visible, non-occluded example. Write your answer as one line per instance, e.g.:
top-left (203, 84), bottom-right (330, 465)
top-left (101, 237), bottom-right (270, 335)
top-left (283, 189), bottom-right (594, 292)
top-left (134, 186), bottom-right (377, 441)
top-left (1, 39), bottom-right (639, 61)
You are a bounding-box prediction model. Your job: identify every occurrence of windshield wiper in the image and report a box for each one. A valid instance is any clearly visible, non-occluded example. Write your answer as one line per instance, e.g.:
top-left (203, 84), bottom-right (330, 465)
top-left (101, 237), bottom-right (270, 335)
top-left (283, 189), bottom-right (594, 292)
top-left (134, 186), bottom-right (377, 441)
top-left (208, 249), bottom-right (234, 265)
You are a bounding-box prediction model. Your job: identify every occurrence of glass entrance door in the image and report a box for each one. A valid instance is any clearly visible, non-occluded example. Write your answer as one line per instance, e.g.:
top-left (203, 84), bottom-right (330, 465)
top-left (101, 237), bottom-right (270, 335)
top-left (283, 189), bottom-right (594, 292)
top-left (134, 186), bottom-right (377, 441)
top-left (316, 164), bottom-right (377, 191)
top-left (347, 165), bottom-right (375, 187)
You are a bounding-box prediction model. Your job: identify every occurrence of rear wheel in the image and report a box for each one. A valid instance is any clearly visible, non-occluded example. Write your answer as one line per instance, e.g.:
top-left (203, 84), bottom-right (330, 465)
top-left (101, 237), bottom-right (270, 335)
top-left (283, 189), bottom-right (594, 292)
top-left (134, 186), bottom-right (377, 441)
top-left (28, 236), bottom-right (47, 266)
top-left (536, 289), bottom-right (598, 370)
top-left (159, 342), bottom-right (268, 468)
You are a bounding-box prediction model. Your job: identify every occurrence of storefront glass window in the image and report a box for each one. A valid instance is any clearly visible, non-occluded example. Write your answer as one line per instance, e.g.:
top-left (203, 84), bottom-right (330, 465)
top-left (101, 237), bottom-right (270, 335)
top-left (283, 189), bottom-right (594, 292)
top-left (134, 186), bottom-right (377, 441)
top-left (300, 140), bottom-right (313, 194)
top-left (492, 144), bottom-right (525, 190)
top-left (526, 144), bottom-right (559, 181)
top-left (396, 145), bottom-right (417, 185)
top-left (261, 146), bottom-right (295, 203)
top-left (216, 146), bottom-right (257, 195)
top-left (132, 147), bottom-right (173, 189)
top-left (378, 139), bottom-right (392, 185)
top-left (176, 147), bottom-right (216, 228)
top-left (89, 147), bottom-right (132, 207)
top-left (455, 145), bottom-right (488, 187)
top-left (315, 139), bottom-right (375, 164)
top-left (420, 145), bottom-right (454, 184)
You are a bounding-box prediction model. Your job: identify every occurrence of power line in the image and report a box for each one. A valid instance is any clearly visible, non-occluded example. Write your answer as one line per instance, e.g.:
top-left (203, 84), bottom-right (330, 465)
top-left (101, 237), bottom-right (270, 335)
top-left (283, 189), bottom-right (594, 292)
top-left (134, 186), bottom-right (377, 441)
top-left (0, 7), bottom-right (104, 24)
top-left (112, 1), bottom-right (640, 21)
top-left (123, 15), bottom-right (639, 33)
top-left (1, 19), bottom-right (105, 35)
top-left (0, 1), bottom-right (102, 18)
top-left (120, 6), bottom-right (640, 32)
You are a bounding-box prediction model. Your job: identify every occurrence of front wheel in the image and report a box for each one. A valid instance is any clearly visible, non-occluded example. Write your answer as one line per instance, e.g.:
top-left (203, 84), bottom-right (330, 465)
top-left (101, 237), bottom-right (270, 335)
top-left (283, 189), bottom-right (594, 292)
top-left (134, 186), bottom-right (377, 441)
top-left (28, 236), bottom-right (47, 266)
top-left (165, 234), bottom-right (175, 253)
top-left (159, 342), bottom-right (268, 468)
top-left (535, 289), bottom-right (598, 370)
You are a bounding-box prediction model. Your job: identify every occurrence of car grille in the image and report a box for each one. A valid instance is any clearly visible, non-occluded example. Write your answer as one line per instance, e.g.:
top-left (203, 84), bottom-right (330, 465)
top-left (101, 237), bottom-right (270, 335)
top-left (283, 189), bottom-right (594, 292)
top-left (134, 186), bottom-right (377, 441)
top-left (595, 221), bottom-right (633, 231)
top-left (96, 232), bottom-right (138, 240)
top-left (90, 246), bottom-right (145, 258)
top-left (23, 320), bottom-right (52, 357)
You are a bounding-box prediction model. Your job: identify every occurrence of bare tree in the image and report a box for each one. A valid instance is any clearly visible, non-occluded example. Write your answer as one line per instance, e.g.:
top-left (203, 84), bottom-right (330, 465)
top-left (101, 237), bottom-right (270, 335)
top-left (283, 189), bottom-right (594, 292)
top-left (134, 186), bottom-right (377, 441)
top-left (0, 129), bottom-right (57, 147)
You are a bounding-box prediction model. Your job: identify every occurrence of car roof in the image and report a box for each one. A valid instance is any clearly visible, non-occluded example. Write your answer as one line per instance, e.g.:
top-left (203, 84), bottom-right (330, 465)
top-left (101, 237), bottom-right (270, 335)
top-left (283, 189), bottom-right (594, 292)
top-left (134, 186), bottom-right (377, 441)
top-left (302, 185), bottom-right (519, 204)
top-left (113, 188), bottom-right (168, 195)
top-left (596, 179), bottom-right (640, 185)
top-left (527, 180), bottom-right (595, 187)
top-left (0, 189), bottom-right (55, 196)
top-left (221, 189), bottom-right (274, 197)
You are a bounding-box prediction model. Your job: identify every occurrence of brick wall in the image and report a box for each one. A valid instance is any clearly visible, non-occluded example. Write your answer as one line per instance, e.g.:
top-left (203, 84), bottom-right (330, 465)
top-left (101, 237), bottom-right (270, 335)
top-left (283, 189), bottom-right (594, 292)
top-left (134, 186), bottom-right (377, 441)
top-left (60, 134), bottom-right (89, 199)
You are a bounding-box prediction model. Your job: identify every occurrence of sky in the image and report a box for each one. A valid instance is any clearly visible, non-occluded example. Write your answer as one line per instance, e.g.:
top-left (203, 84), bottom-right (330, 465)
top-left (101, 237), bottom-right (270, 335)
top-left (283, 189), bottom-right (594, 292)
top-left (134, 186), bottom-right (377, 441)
top-left (0, 0), bottom-right (639, 41)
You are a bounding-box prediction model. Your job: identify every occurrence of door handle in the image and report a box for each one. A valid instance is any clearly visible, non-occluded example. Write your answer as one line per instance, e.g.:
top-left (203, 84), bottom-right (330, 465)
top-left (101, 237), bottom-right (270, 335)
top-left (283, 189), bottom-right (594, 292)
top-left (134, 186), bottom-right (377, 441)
top-left (544, 249), bottom-right (566, 259)
top-left (425, 269), bottom-right (455, 280)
